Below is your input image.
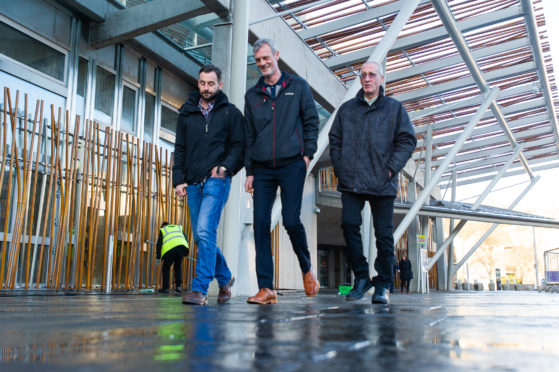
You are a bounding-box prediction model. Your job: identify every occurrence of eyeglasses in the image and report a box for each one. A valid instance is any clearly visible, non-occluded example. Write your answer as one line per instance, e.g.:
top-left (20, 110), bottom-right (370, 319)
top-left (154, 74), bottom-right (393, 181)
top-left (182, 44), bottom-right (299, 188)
top-left (360, 72), bottom-right (378, 79)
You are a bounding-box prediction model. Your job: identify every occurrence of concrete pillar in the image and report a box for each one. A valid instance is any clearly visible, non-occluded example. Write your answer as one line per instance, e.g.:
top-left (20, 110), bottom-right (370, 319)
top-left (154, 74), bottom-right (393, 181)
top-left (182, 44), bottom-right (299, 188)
top-left (434, 217), bottom-right (447, 290)
top-left (406, 181), bottom-right (419, 293)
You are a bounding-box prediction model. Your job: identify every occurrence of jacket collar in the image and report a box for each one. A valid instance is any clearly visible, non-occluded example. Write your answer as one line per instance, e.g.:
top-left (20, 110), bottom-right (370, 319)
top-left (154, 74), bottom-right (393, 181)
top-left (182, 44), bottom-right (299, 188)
top-left (180, 90), bottom-right (229, 114)
top-left (254, 71), bottom-right (292, 95)
top-left (355, 85), bottom-right (385, 107)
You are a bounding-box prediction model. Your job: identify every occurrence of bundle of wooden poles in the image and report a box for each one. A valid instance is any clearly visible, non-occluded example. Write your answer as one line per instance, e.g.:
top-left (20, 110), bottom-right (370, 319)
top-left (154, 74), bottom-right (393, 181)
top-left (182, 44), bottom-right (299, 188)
top-left (0, 88), bottom-right (196, 291)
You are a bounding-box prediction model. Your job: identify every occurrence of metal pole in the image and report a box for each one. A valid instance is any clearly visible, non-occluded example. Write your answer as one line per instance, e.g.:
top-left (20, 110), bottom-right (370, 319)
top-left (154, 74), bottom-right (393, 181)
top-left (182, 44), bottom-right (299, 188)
top-left (533, 226), bottom-right (539, 290)
top-left (447, 169), bottom-right (456, 291)
top-left (393, 87), bottom-right (499, 243)
top-left (426, 143), bottom-right (525, 269)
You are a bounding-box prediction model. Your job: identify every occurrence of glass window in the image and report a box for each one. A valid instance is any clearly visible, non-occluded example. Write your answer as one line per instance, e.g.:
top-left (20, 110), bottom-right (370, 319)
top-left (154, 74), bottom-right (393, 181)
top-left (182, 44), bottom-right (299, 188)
top-left (76, 57), bottom-right (88, 97)
top-left (161, 104), bottom-right (178, 133)
top-left (0, 21), bottom-right (65, 81)
top-left (121, 85), bottom-right (136, 134)
top-left (94, 66), bottom-right (115, 117)
top-left (144, 92), bottom-right (155, 143)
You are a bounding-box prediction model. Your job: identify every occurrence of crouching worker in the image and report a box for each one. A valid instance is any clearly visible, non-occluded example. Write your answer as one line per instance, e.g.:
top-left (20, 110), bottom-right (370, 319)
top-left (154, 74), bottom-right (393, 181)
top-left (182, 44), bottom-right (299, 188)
top-left (156, 222), bottom-right (189, 294)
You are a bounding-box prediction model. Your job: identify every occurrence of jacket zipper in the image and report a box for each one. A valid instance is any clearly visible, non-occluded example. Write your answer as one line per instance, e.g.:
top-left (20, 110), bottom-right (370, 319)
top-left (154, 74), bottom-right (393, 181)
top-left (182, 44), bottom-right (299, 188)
top-left (272, 101), bottom-right (276, 166)
top-left (295, 128), bottom-right (303, 154)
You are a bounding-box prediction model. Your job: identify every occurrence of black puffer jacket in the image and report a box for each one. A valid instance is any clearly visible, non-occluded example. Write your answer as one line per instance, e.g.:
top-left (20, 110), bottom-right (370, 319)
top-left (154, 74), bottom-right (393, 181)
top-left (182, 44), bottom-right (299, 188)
top-left (172, 90), bottom-right (245, 186)
top-left (244, 72), bottom-right (319, 174)
top-left (329, 87), bottom-right (417, 196)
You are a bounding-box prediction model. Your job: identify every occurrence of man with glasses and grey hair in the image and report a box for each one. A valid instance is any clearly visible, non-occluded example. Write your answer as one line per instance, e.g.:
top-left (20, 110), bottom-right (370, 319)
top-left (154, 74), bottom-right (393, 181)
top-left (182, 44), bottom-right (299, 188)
top-left (244, 38), bottom-right (320, 304)
top-left (328, 61), bottom-right (417, 304)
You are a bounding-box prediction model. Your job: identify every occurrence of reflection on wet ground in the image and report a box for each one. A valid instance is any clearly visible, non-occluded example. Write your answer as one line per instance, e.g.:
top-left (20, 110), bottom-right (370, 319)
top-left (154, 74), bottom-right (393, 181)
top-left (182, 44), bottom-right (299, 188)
top-left (1, 290), bottom-right (558, 371)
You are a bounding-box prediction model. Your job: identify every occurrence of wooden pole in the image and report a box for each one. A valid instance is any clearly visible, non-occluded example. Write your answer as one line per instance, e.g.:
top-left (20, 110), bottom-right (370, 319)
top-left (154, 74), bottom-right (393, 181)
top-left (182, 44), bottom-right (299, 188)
top-left (35, 106), bottom-right (58, 289)
top-left (112, 132), bottom-right (123, 289)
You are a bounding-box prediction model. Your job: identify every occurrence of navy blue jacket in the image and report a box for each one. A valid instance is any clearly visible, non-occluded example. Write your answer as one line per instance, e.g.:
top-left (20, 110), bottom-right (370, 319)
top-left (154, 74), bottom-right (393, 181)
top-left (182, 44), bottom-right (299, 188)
top-left (244, 72), bottom-right (319, 175)
top-left (329, 87), bottom-right (417, 196)
top-left (172, 90), bottom-right (245, 186)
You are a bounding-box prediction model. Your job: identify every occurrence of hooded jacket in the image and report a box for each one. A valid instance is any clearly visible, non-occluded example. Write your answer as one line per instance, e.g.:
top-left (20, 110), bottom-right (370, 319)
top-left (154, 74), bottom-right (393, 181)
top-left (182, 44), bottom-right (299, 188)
top-left (244, 71), bottom-right (319, 174)
top-left (172, 90), bottom-right (245, 186)
top-left (329, 86), bottom-right (417, 196)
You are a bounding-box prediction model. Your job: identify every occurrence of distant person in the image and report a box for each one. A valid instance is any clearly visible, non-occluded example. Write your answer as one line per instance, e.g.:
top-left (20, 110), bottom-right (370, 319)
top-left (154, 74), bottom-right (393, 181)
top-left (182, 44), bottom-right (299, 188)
top-left (399, 253), bottom-right (413, 294)
top-left (244, 38), bottom-right (320, 304)
top-left (390, 255), bottom-right (399, 294)
top-left (156, 222), bottom-right (189, 294)
top-left (173, 64), bottom-right (245, 305)
top-left (329, 61), bottom-right (417, 304)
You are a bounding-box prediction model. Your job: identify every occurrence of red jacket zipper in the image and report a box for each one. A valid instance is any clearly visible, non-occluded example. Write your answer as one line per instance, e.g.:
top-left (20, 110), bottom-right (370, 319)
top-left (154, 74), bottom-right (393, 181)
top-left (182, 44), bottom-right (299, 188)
top-left (272, 101), bottom-right (276, 166)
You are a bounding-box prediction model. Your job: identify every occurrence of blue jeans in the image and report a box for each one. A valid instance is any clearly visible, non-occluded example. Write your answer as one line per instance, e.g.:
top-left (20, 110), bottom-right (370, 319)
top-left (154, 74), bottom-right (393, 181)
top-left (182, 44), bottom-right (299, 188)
top-left (187, 177), bottom-right (232, 295)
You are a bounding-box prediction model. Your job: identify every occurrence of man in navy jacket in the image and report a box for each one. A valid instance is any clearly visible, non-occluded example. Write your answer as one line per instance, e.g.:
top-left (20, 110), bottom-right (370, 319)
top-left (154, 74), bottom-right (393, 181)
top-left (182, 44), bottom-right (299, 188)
top-left (244, 38), bottom-right (320, 304)
top-left (329, 61), bottom-right (417, 304)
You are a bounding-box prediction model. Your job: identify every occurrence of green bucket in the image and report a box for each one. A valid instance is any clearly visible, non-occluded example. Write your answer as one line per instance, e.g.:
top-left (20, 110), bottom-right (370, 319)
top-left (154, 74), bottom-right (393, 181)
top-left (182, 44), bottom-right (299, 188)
top-left (338, 285), bottom-right (352, 295)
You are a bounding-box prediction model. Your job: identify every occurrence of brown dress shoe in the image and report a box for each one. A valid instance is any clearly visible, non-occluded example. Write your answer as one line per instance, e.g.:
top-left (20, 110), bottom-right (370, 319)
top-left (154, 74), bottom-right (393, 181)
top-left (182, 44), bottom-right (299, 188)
top-left (303, 270), bottom-right (319, 297)
top-left (182, 291), bottom-right (208, 305)
top-left (217, 277), bottom-right (235, 304)
top-left (247, 288), bottom-right (277, 304)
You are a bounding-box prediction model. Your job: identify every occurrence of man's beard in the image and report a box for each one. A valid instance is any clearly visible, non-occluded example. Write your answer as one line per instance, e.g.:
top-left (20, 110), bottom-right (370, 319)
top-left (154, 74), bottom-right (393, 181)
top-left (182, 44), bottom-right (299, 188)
top-left (201, 90), bottom-right (218, 102)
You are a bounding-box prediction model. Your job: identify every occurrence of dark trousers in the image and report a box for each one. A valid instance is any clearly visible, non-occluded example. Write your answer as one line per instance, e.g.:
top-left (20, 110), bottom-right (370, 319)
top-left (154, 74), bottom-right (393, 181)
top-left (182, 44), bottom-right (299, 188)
top-left (161, 246), bottom-right (184, 290)
top-left (253, 159), bottom-right (311, 289)
top-left (341, 192), bottom-right (395, 289)
top-left (401, 280), bottom-right (410, 293)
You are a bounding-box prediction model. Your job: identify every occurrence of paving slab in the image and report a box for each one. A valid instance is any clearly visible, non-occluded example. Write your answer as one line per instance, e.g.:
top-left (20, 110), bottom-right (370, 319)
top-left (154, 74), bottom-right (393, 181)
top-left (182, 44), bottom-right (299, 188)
top-left (1, 290), bottom-right (558, 371)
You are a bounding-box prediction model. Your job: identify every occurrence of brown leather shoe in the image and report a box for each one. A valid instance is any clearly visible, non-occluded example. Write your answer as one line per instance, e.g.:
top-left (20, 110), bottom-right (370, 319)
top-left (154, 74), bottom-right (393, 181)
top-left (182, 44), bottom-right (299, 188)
top-left (247, 288), bottom-right (277, 304)
top-left (182, 291), bottom-right (208, 305)
top-left (303, 270), bottom-right (319, 297)
top-left (217, 277), bottom-right (235, 304)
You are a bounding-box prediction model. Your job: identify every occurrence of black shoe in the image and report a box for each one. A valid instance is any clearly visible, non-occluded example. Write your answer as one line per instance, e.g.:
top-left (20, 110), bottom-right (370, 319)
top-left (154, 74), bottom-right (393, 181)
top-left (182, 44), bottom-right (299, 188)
top-left (372, 287), bottom-right (389, 304)
top-left (174, 287), bottom-right (182, 293)
top-left (158, 288), bottom-right (169, 294)
top-left (346, 277), bottom-right (373, 301)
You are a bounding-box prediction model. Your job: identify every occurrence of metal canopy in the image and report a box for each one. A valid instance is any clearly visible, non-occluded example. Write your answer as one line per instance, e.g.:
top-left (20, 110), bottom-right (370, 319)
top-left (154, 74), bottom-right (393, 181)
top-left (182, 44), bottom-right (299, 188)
top-left (267, 0), bottom-right (559, 189)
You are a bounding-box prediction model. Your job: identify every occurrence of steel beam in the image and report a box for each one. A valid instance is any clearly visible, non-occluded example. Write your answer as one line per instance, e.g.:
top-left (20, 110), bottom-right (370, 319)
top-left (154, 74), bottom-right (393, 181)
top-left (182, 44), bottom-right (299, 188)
top-left (393, 87), bottom-right (499, 242)
top-left (521, 0), bottom-right (559, 150)
top-left (425, 143), bottom-right (524, 270)
top-left (431, 0), bottom-right (534, 179)
top-left (90, 0), bottom-right (210, 49)
top-left (451, 176), bottom-right (540, 275)
top-left (324, 6), bottom-right (524, 69)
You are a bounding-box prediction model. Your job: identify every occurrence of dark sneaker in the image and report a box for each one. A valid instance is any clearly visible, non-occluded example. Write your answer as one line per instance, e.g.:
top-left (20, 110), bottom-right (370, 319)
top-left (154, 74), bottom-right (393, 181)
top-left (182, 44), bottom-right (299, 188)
top-left (372, 287), bottom-right (389, 304)
top-left (346, 277), bottom-right (373, 301)
top-left (174, 287), bottom-right (182, 294)
top-left (182, 291), bottom-right (208, 305)
top-left (158, 288), bottom-right (169, 294)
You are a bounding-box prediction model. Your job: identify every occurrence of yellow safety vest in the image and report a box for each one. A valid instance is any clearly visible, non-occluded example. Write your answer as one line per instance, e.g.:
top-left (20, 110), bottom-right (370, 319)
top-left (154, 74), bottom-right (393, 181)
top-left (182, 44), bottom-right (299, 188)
top-left (161, 225), bottom-right (189, 258)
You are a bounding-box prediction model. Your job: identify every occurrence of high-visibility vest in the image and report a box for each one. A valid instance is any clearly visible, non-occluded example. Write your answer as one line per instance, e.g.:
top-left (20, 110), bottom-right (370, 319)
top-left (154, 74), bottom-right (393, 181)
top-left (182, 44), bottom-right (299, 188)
top-left (161, 225), bottom-right (189, 258)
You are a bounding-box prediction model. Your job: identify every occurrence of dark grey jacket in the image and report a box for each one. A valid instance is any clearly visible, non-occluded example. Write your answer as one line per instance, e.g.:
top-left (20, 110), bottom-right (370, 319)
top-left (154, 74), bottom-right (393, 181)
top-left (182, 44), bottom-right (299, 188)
top-left (329, 87), bottom-right (417, 196)
top-left (244, 72), bottom-right (319, 175)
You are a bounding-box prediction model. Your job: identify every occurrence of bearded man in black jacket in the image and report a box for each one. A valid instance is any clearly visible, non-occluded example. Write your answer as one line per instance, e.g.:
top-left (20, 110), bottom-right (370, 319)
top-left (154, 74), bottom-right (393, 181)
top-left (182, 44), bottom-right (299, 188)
top-left (329, 61), bottom-right (417, 305)
top-left (173, 64), bottom-right (244, 306)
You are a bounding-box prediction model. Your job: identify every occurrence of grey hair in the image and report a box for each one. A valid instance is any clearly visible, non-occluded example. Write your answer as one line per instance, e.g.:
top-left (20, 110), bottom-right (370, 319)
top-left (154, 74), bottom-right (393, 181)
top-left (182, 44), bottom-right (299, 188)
top-left (253, 38), bottom-right (277, 54)
top-left (361, 61), bottom-right (385, 76)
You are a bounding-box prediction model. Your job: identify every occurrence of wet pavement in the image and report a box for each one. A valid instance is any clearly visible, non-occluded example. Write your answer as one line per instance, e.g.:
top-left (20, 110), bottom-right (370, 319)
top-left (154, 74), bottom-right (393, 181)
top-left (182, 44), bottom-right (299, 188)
top-left (1, 290), bottom-right (558, 371)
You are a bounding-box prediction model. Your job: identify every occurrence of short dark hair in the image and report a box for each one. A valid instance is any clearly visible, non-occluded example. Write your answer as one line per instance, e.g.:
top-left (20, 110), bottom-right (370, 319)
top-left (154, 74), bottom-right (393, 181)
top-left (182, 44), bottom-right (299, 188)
top-left (161, 222), bottom-right (169, 228)
top-left (199, 64), bottom-right (222, 82)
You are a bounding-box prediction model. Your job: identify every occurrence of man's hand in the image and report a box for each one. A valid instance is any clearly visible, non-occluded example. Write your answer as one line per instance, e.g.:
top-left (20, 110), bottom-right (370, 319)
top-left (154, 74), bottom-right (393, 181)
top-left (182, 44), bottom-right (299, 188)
top-left (175, 183), bottom-right (187, 197)
top-left (303, 156), bottom-right (311, 170)
top-left (388, 170), bottom-right (393, 178)
top-left (211, 165), bottom-right (226, 179)
top-left (245, 175), bottom-right (254, 193)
